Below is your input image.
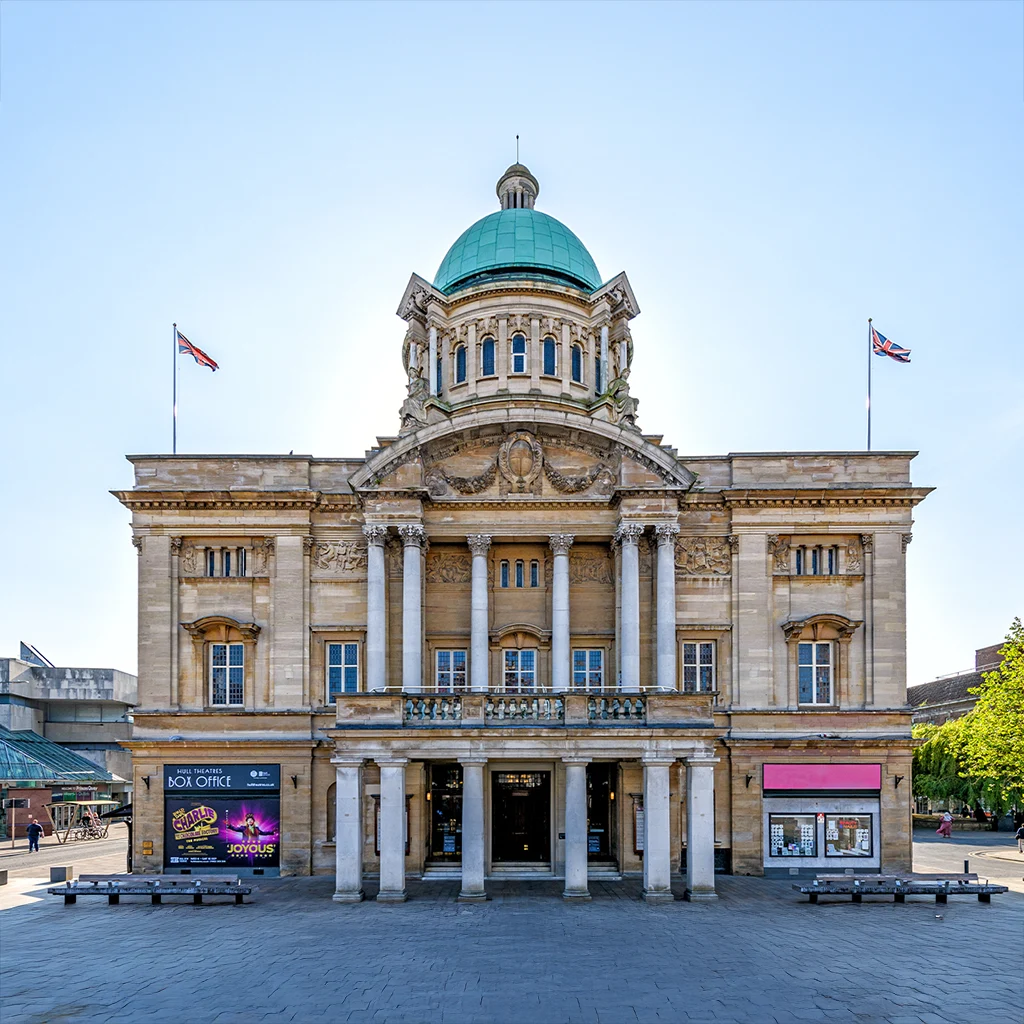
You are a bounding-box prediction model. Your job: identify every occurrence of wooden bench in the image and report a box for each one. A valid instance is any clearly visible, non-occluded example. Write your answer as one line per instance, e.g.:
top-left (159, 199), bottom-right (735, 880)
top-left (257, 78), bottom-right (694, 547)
top-left (794, 872), bottom-right (1008, 905)
top-left (48, 873), bottom-right (253, 905)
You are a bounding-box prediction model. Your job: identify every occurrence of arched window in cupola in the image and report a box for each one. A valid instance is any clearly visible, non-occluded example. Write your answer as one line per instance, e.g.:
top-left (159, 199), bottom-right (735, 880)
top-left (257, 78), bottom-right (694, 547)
top-left (481, 338), bottom-right (496, 377)
top-left (455, 344), bottom-right (467, 384)
top-left (436, 354), bottom-right (443, 394)
top-left (542, 338), bottom-right (556, 377)
top-left (571, 344), bottom-right (583, 383)
top-left (511, 334), bottom-right (527, 374)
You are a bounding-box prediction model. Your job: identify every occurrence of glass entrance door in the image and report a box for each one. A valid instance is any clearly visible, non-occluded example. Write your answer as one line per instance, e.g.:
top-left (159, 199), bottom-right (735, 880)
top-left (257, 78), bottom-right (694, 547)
top-left (428, 763), bottom-right (463, 862)
top-left (491, 771), bottom-right (550, 862)
top-left (586, 763), bottom-right (617, 861)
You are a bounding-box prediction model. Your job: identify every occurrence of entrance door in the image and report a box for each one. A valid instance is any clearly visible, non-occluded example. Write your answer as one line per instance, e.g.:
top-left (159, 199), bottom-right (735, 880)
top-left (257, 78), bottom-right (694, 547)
top-left (586, 763), bottom-right (617, 862)
top-left (491, 771), bottom-right (550, 862)
top-left (427, 764), bottom-right (463, 862)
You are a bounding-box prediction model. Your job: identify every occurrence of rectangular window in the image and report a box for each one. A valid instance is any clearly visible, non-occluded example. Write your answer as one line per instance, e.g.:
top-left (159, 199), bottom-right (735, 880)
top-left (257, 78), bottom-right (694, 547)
top-left (542, 339), bottom-right (556, 376)
top-left (211, 643), bottom-right (244, 706)
top-left (511, 334), bottom-right (527, 374)
top-left (435, 649), bottom-right (467, 693)
top-left (827, 545), bottom-right (838, 575)
top-left (768, 813), bottom-right (817, 857)
top-left (503, 649), bottom-right (536, 692)
top-left (682, 642), bottom-right (716, 692)
top-left (810, 547), bottom-right (820, 575)
top-left (515, 559), bottom-right (524, 588)
top-left (237, 547), bottom-right (246, 578)
top-left (436, 355), bottom-right (443, 394)
top-left (595, 354), bottom-right (602, 393)
top-left (825, 814), bottom-right (873, 858)
top-left (500, 560), bottom-right (509, 588)
top-left (482, 339), bottom-right (495, 377)
top-left (207, 549), bottom-right (216, 577)
top-left (530, 560), bottom-right (539, 588)
top-left (223, 549), bottom-right (231, 577)
top-left (572, 648), bottom-right (603, 690)
top-left (327, 642), bottom-right (359, 701)
top-left (798, 641), bottom-right (833, 704)
top-left (455, 345), bottom-right (467, 383)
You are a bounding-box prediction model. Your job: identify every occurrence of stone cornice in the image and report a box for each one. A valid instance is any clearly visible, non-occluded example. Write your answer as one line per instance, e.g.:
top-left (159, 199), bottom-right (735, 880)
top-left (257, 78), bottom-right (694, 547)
top-left (720, 487), bottom-right (932, 509)
top-left (112, 490), bottom-right (322, 511)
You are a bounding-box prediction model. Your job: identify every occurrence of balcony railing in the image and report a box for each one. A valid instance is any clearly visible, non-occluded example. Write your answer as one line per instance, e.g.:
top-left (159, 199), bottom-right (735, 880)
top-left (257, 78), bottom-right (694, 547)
top-left (332, 691), bottom-right (714, 729)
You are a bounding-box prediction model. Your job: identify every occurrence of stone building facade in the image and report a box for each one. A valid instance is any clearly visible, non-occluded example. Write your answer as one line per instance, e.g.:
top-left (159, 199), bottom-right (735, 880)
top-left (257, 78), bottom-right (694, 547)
top-left (116, 165), bottom-right (930, 899)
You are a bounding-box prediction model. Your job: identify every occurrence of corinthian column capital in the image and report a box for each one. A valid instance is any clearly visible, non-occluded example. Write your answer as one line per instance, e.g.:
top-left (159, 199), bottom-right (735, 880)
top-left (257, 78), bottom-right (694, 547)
top-left (467, 534), bottom-right (492, 557)
top-left (362, 524), bottom-right (388, 547)
top-left (548, 534), bottom-right (575, 556)
top-left (614, 522), bottom-right (645, 547)
top-left (397, 524), bottom-right (426, 547)
top-left (654, 523), bottom-right (680, 546)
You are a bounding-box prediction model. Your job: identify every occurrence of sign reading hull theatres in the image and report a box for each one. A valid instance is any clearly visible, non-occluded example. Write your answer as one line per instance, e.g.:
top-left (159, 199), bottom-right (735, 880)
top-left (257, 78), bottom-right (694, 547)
top-left (163, 764), bottom-right (281, 792)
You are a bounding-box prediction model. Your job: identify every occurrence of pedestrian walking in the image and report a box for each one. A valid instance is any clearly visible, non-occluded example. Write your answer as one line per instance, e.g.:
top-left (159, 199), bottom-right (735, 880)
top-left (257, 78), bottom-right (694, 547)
top-left (935, 810), bottom-right (954, 839)
top-left (26, 816), bottom-right (43, 853)
top-left (1015, 823), bottom-right (1024, 854)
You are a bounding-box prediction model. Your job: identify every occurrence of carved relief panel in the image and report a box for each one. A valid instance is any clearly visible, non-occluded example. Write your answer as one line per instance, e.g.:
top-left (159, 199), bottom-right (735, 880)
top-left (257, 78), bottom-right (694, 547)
top-left (675, 537), bottom-right (732, 577)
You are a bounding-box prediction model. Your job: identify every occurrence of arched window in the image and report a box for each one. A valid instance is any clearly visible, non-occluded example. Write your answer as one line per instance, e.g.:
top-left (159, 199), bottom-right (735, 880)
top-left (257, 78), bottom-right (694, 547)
top-left (499, 560), bottom-right (509, 588)
top-left (571, 344), bottom-right (583, 383)
top-left (455, 344), bottom-right (467, 384)
top-left (542, 338), bottom-right (556, 377)
top-left (511, 334), bottom-right (527, 374)
top-left (482, 338), bottom-right (496, 377)
top-left (515, 559), bottom-right (525, 588)
top-left (436, 355), bottom-right (443, 394)
top-left (530, 560), bottom-right (539, 587)
top-left (595, 354), bottom-right (603, 393)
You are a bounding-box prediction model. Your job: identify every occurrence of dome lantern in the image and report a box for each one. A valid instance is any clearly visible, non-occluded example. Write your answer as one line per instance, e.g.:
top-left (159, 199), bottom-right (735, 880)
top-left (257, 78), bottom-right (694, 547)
top-left (496, 163), bottom-right (539, 210)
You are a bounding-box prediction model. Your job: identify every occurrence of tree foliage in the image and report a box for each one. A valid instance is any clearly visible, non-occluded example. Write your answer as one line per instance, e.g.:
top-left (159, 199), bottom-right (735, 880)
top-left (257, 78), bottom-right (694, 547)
top-left (912, 619), bottom-right (1024, 816)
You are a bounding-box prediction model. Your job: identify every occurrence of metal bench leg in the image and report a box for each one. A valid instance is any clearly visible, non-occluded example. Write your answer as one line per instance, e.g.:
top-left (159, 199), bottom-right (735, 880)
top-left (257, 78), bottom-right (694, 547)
top-left (193, 894), bottom-right (203, 905)
top-left (108, 894), bottom-right (120, 905)
top-left (64, 893), bottom-right (77, 905)
top-left (235, 892), bottom-right (244, 905)
top-left (935, 893), bottom-right (947, 905)
top-left (894, 893), bottom-right (905, 903)
top-left (852, 893), bottom-right (862, 903)
top-left (808, 893), bottom-right (818, 904)
top-left (978, 893), bottom-right (991, 903)
top-left (151, 894), bottom-right (161, 905)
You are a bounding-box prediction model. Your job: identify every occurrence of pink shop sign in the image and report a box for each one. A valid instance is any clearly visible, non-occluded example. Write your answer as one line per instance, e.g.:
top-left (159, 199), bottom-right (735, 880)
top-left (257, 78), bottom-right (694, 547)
top-left (762, 763), bottom-right (881, 791)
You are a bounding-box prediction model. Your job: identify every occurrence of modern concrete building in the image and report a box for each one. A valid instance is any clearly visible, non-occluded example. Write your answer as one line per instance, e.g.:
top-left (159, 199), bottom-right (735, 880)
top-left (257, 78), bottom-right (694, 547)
top-left (116, 165), bottom-right (931, 897)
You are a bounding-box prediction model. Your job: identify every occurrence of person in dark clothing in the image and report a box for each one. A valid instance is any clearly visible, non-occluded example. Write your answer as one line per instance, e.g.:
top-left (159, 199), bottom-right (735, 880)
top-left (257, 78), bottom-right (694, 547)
top-left (1014, 823), bottom-right (1024, 854)
top-left (26, 817), bottom-right (43, 853)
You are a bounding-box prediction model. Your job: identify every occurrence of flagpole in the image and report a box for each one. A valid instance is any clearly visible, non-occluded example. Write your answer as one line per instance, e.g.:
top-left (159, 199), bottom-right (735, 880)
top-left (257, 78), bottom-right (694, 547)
top-left (866, 317), bottom-right (872, 451)
top-left (172, 322), bottom-right (178, 455)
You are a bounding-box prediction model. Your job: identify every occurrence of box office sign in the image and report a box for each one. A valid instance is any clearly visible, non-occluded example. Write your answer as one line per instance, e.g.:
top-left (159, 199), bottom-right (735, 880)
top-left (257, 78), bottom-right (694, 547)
top-left (165, 796), bottom-right (280, 868)
top-left (164, 764), bottom-right (280, 792)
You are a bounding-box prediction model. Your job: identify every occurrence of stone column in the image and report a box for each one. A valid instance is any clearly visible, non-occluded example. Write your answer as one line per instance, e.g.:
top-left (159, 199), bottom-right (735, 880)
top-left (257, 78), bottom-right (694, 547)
top-left (467, 535), bottom-right (492, 692)
top-left (642, 758), bottom-right (675, 902)
top-left (655, 524), bottom-right (680, 692)
top-left (398, 525), bottom-right (425, 693)
top-left (363, 525), bottom-right (388, 692)
top-left (332, 759), bottom-right (364, 902)
top-left (376, 759), bottom-right (408, 902)
top-left (428, 326), bottom-right (438, 395)
top-left (459, 759), bottom-right (487, 901)
top-left (549, 534), bottom-right (574, 691)
top-left (562, 758), bottom-right (591, 900)
top-left (685, 754), bottom-right (719, 901)
top-left (616, 523), bottom-right (644, 692)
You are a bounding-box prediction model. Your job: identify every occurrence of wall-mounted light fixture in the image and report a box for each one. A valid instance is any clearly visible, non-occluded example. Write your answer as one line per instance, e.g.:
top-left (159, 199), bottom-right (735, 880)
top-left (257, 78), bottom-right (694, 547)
top-left (745, 774), bottom-right (754, 788)
top-left (142, 776), bottom-right (151, 790)
top-left (894, 775), bottom-right (905, 789)
top-left (290, 775), bottom-right (299, 789)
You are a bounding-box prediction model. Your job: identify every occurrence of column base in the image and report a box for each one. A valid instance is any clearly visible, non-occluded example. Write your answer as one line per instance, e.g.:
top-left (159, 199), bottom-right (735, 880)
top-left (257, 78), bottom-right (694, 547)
top-left (332, 889), bottom-right (364, 903)
top-left (642, 889), bottom-right (676, 903)
top-left (684, 888), bottom-right (719, 902)
top-left (562, 889), bottom-right (592, 902)
top-left (376, 890), bottom-right (407, 903)
top-left (457, 891), bottom-right (489, 902)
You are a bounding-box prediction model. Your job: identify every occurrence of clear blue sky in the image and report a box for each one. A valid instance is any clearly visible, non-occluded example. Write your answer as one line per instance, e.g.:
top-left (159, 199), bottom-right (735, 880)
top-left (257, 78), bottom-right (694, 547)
top-left (1, 0), bottom-right (1021, 685)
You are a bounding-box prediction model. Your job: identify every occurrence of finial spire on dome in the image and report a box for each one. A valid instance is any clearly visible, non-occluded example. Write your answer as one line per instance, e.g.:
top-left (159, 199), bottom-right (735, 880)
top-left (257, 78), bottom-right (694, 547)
top-left (497, 162), bottom-right (539, 210)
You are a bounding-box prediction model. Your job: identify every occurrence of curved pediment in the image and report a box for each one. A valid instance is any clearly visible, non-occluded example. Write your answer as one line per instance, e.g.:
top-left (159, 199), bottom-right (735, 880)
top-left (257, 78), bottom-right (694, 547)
top-left (349, 408), bottom-right (695, 501)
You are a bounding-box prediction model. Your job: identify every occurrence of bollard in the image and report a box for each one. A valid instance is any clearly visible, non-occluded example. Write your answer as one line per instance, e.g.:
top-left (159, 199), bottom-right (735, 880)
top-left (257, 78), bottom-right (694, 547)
top-left (49, 866), bottom-right (74, 883)
top-left (964, 859), bottom-right (969, 874)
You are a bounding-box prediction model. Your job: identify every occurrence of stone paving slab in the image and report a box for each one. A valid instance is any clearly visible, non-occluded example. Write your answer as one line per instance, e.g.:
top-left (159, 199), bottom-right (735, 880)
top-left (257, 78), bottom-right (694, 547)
top-left (0, 872), bottom-right (1020, 1024)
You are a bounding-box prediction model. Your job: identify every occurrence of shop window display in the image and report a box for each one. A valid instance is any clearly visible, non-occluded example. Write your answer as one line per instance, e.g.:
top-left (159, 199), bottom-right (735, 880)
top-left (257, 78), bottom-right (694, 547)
top-left (826, 814), bottom-right (872, 857)
top-left (768, 813), bottom-right (817, 857)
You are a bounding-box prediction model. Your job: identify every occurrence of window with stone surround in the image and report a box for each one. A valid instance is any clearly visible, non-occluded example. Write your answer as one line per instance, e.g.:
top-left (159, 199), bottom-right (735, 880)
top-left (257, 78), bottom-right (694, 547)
top-left (682, 642), bottom-right (715, 692)
top-left (327, 642), bottom-right (360, 701)
top-left (210, 643), bottom-right (244, 706)
top-left (798, 641), bottom-right (832, 704)
top-left (500, 560), bottom-right (510, 588)
top-left (481, 338), bottom-right (495, 377)
top-left (530, 560), bottom-right (539, 588)
top-left (435, 649), bottom-right (467, 693)
top-left (572, 649), bottom-right (603, 690)
top-left (454, 344), bottom-right (467, 384)
top-left (206, 546), bottom-right (248, 578)
top-left (571, 344), bottom-right (583, 383)
top-left (542, 337), bottom-right (556, 376)
top-left (795, 544), bottom-right (839, 576)
top-left (511, 333), bottom-right (527, 374)
top-left (503, 649), bottom-right (536, 692)
top-left (782, 614), bottom-right (860, 709)
top-left (515, 559), bottom-right (525, 588)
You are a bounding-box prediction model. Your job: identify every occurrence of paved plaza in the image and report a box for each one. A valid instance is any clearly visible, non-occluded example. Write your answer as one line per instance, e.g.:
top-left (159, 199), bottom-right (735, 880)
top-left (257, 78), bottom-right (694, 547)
top-left (0, 831), bottom-right (1021, 1024)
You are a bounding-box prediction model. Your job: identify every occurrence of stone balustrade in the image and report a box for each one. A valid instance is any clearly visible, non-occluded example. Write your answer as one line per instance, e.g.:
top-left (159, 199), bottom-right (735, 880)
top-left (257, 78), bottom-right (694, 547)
top-left (334, 691), bottom-right (715, 728)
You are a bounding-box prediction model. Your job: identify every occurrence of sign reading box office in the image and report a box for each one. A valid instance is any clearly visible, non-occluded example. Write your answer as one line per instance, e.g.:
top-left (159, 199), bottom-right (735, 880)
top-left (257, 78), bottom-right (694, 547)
top-left (163, 765), bottom-right (280, 869)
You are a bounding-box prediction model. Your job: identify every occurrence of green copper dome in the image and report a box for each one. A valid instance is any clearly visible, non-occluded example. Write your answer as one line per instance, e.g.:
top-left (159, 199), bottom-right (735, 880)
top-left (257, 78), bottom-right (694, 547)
top-left (434, 208), bottom-right (602, 294)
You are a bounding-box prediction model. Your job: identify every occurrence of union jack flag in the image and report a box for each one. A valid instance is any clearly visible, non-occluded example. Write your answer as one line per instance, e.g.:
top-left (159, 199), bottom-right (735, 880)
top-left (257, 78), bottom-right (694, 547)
top-left (871, 325), bottom-right (910, 363)
top-left (176, 330), bottom-right (219, 371)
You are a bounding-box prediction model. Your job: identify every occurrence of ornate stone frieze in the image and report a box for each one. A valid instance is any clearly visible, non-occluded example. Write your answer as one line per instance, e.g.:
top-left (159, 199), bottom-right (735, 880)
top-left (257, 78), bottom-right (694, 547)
top-left (311, 540), bottom-right (368, 576)
top-left (180, 541), bottom-right (199, 573)
top-left (252, 537), bottom-right (274, 576)
top-left (569, 552), bottom-right (613, 585)
top-left (466, 535), bottom-right (492, 557)
top-left (548, 534), bottom-right (575, 556)
top-left (675, 536), bottom-right (731, 576)
top-left (425, 462), bottom-right (497, 498)
top-left (498, 431), bottom-right (543, 492)
top-left (544, 460), bottom-right (613, 494)
top-left (844, 538), bottom-right (863, 574)
top-left (425, 551), bottom-right (472, 584)
top-left (767, 535), bottom-right (791, 575)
